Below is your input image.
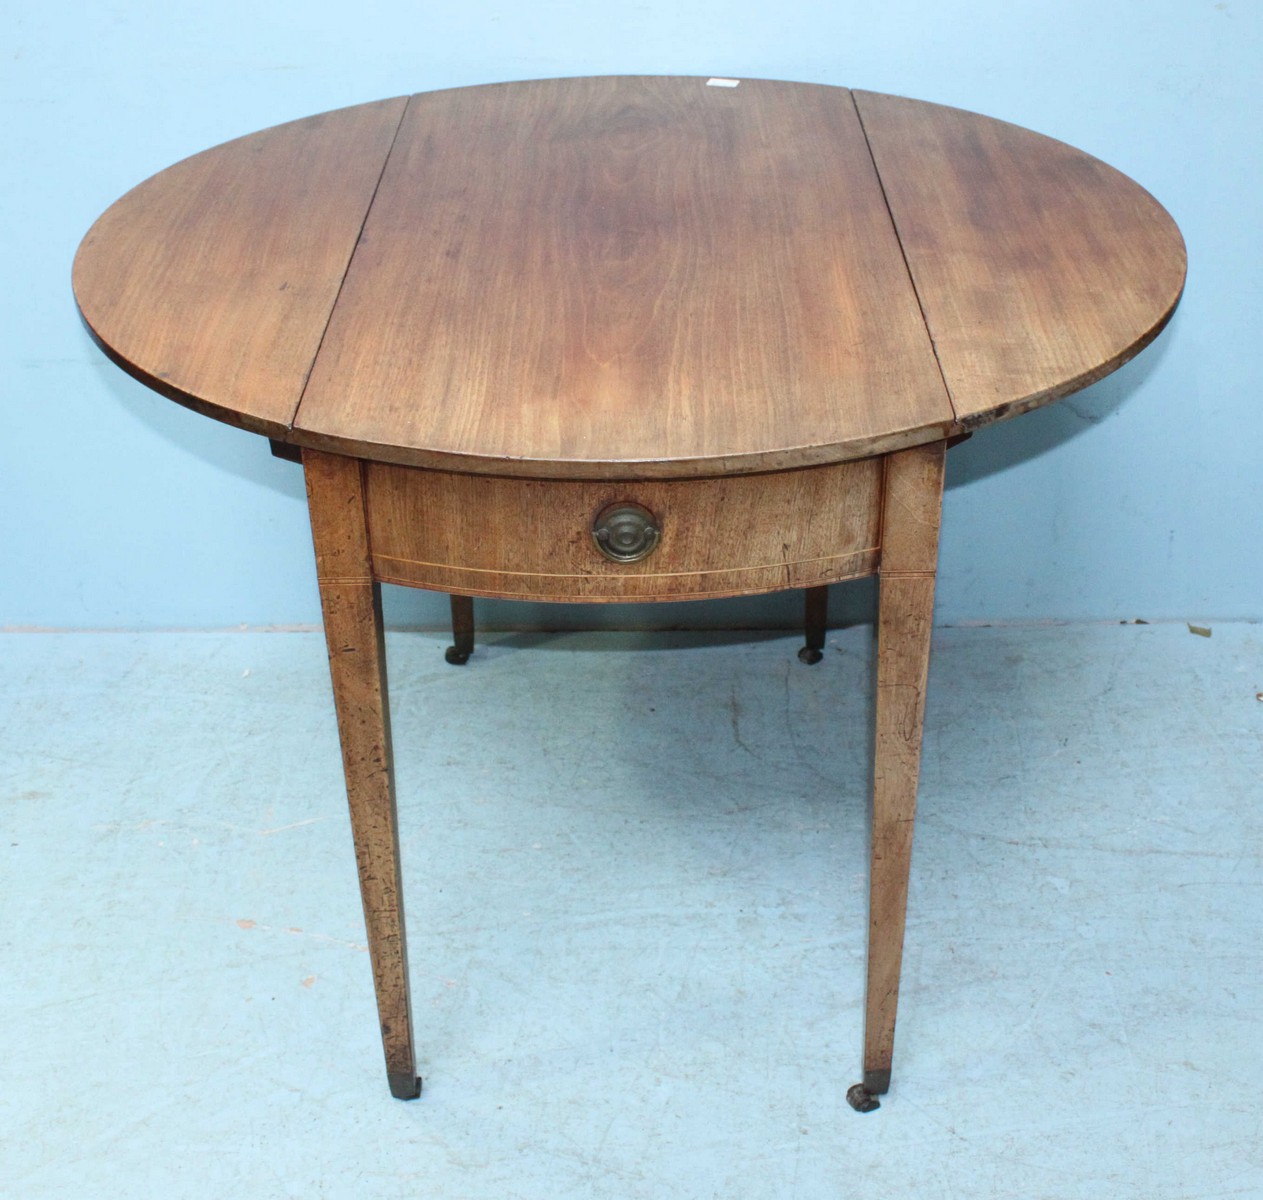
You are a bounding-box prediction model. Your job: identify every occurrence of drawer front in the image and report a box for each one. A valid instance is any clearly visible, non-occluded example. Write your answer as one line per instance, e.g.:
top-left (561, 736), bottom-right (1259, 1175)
top-left (364, 459), bottom-right (882, 602)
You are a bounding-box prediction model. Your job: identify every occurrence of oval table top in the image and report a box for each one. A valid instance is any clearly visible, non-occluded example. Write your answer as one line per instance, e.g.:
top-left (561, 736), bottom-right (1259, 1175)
top-left (73, 76), bottom-right (1185, 480)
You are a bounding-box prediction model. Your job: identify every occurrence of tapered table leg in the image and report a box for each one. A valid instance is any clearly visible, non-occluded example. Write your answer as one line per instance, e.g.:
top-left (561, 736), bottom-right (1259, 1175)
top-left (853, 440), bottom-right (946, 1111)
top-left (445, 594), bottom-right (475, 665)
top-left (799, 585), bottom-right (829, 664)
top-left (304, 449), bottom-right (420, 1100)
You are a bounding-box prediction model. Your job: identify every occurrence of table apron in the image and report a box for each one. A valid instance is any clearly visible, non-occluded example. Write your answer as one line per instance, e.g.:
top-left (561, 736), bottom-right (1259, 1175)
top-left (361, 459), bottom-right (883, 603)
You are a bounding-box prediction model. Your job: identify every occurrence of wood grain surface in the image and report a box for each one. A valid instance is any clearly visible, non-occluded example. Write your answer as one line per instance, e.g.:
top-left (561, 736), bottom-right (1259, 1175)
top-left (73, 98), bottom-right (407, 436)
top-left (864, 439), bottom-right (947, 1095)
top-left (73, 77), bottom-right (1187, 473)
top-left (294, 77), bottom-right (951, 477)
top-left (855, 90), bottom-right (1186, 428)
top-left (304, 449), bottom-right (420, 1099)
top-left (363, 457), bottom-right (883, 601)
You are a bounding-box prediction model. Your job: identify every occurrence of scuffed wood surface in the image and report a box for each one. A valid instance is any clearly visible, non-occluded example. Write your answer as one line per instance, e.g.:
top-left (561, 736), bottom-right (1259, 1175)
top-left (305, 449), bottom-right (418, 1095)
top-left (855, 90), bottom-right (1186, 428)
top-left (864, 440), bottom-right (947, 1092)
top-left (75, 79), bottom-right (1185, 472)
top-left (73, 98), bottom-right (407, 436)
top-left (293, 76), bottom-right (951, 477)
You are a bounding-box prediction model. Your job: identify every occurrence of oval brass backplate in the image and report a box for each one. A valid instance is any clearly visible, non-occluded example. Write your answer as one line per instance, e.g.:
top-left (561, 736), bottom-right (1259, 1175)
top-left (592, 501), bottom-right (661, 563)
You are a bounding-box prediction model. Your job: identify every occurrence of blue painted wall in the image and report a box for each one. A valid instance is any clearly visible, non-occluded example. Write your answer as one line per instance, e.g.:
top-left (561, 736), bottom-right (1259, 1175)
top-left (4, 1), bottom-right (1258, 629)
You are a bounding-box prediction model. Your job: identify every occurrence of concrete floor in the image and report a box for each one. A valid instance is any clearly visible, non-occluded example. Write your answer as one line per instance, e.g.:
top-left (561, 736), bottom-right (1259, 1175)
top-left (2, 622), bottom-right (1260, 1198)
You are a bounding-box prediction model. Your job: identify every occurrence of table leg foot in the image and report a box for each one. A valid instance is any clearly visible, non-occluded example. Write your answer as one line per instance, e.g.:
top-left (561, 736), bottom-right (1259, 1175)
top-left (388, 1072), bottom-right (423, 1101)
top-left (445, 594), bottom-right (475, 665)
top-left (799, 585), bottom-right (828, 664)
top-left (846, 1083), bottom-right (882, 1113)
top-left (862, 1067), bottom-right (891, 1094)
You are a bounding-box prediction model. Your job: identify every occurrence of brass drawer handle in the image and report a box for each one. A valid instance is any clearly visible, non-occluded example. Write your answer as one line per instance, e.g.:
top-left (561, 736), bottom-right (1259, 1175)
top-left (592, 502), bottom-right (661, 563)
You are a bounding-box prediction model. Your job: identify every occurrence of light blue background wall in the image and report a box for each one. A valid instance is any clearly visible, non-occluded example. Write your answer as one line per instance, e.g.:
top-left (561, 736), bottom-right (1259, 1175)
top-left (3, 1), bottom-right (1258, 630)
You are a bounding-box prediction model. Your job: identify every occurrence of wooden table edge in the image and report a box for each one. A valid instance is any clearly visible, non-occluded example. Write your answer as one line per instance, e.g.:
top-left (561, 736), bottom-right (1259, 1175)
top-left (954, 285), bottom-right (1185, 433)
top-left (73, 301), bottom-right (294, 440)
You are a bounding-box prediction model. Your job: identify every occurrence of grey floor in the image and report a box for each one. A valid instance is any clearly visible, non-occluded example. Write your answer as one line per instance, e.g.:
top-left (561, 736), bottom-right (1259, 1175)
top-left (2, 622), bottom-right (1261, 1198)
